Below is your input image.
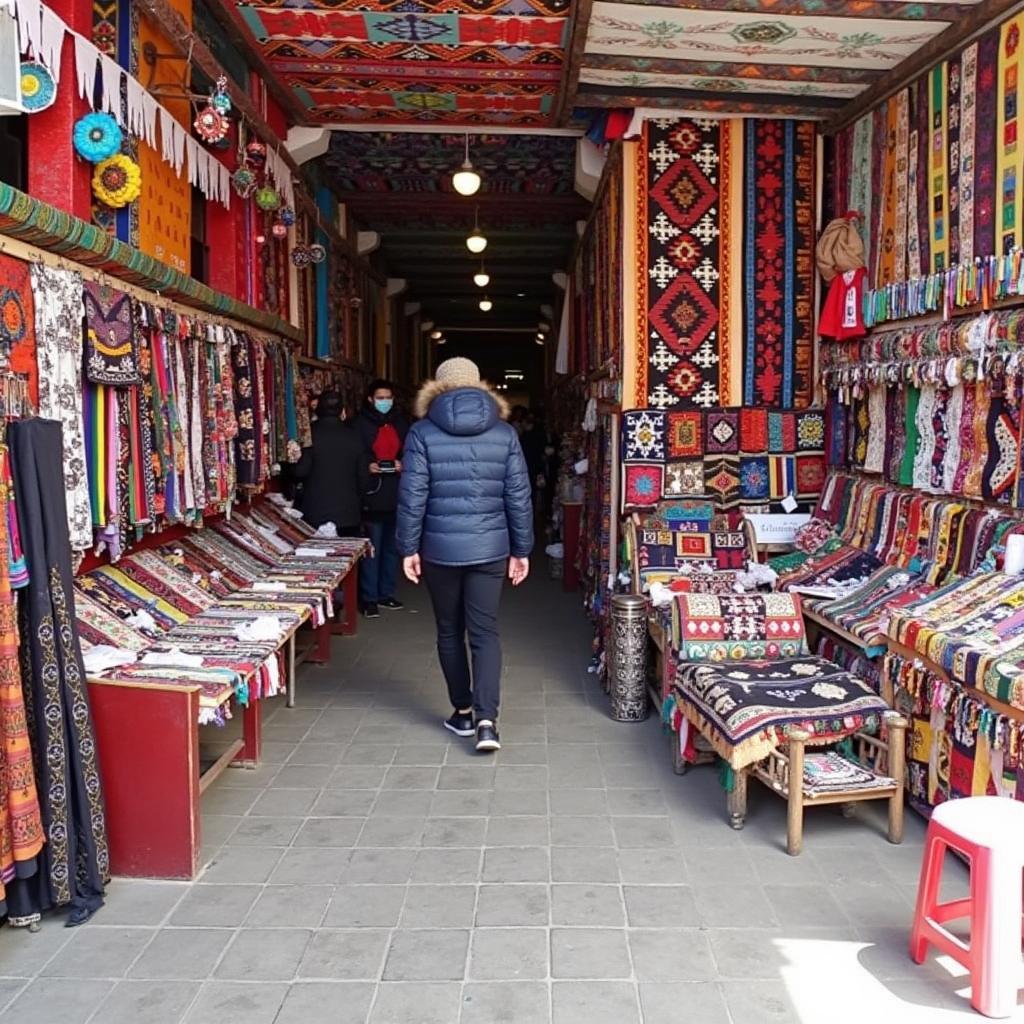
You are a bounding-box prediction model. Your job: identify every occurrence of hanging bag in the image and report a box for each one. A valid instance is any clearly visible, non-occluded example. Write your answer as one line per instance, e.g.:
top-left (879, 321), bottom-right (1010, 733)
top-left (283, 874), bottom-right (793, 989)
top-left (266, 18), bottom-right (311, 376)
top-left (816, 212), bottom-right (865, 283)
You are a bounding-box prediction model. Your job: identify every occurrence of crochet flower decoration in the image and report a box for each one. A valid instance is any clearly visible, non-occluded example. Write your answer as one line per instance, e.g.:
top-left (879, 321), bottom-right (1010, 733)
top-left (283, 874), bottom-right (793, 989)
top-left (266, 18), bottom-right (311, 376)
top-left (73, 113), bottom-right (122, 163)
top-left (231, 166), bottom-right (256, 198)
top-left (92, 155), bottom-right (141, 208)
top-left (255, 186), bottom-right (280, 211)
top-left (308, 243), bottom-right (326, 264)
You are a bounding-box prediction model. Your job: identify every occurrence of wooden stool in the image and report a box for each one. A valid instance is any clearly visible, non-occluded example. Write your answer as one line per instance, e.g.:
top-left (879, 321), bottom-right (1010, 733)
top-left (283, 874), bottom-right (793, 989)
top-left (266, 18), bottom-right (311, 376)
top-left (748, 713), bottom-right (907, 856)
top-left (910, 796), bottom-right (1024, 1018)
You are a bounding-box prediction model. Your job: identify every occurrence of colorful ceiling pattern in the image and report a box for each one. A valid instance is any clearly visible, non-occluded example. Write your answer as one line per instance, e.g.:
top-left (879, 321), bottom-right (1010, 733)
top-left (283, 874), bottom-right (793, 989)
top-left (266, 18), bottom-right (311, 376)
top-left (312, 131), bottom-right (583, 329)
top-left (573, 0), bottom-right (985, 117)
top-left (225, 0), bottom-right (571, 125)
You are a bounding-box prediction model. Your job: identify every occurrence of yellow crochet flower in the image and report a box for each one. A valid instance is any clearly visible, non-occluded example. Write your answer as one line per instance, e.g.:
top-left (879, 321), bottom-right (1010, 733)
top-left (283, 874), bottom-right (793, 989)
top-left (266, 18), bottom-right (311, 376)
top-left (92, 155), bottom-right (142, 209)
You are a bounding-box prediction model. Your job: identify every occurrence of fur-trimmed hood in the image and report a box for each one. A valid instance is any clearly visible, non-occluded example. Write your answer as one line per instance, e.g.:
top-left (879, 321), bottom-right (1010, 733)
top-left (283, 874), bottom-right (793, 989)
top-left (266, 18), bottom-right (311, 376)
top-left (413, 378), bottom-right (511, 423)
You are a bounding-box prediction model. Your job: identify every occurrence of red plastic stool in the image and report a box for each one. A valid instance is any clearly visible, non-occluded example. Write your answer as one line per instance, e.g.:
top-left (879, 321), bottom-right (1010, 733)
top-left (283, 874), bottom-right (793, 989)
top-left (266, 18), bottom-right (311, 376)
top-left (909, 796), bottom-right (1024, 1018)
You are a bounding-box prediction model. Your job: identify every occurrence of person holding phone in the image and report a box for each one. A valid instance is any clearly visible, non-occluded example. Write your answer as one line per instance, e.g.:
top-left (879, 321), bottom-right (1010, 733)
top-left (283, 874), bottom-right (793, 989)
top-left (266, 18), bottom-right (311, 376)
top-left (355, 379), bottom-right (409, 618)
top-left (397, 358), bottom-right (533, 753)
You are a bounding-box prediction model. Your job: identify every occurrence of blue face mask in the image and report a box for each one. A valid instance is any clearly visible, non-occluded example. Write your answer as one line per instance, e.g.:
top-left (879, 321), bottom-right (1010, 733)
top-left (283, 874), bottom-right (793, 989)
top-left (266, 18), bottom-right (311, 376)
top-left (374, 398), bottom-right (394, 415)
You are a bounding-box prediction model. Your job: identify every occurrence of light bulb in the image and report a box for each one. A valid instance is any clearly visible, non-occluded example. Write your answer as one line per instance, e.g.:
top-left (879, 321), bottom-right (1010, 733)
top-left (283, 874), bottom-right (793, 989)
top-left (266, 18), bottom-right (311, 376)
top-left (535, 337), bottom-right (545, 345)
top-left (452, 161), bottom-right (481, 197)
top-left (430, 329), bottom-right (442, 339)
top-left (474, 270), bottom-right (490, 287)
top-left (479, 297), bottom-right (493, 312)
top-left (452, 134), bottom-right (482, 196)
top-left (437, 337), bottom-right (446, 345)
top-left (466, 229), bottom-right (487, 254)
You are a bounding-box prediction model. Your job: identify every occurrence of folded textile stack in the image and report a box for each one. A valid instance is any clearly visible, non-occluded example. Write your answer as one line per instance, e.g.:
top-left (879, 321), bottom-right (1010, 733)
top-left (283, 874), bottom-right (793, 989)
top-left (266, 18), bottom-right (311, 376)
top-left (770, 471), bottom-right (1024, 649)
top-left (78, 500), bottom-right (368, 723)
top-left (887, 572), bottom-right (1024, 710)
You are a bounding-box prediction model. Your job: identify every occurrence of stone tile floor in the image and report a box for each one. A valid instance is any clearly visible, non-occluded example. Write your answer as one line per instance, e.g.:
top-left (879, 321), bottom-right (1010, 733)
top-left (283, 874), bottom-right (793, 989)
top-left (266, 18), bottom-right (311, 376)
top-left (0, 574), bottom-right (1011, 1023)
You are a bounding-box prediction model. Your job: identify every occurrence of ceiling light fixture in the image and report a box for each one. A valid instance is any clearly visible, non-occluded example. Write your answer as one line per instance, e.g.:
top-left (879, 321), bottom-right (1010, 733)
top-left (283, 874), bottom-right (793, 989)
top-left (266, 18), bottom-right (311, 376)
top-left (535, 337), bottom-right (545, 346)
top-left (479, 296), bottom-right (493, 312)
top-left (466, 214), bottom-right (487, 254)
top-left (430, 329), bottom-right (442, 340)
top-left (437, 336), bottom-right (447, 345)
top-left (516, 292), bottom-right (526, 298)
top-left (538, 320), bottom-right (550, 332)
top-left (473, 264), bottom-right (490, 288)
top-left (452, 133), bottom-right (481, 197)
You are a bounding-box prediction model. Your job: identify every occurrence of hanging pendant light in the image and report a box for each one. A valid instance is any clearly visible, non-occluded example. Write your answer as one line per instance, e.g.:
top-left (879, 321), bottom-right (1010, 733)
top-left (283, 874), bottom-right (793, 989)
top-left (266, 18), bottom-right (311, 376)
top-left (466, 207), bottom-right (487, 254)
top-left (473, 263), bottom-right (490, 288)
top-left (479, 296), bottom-right (493, 312)
top-left (452, 133), bottom-right (482, 196)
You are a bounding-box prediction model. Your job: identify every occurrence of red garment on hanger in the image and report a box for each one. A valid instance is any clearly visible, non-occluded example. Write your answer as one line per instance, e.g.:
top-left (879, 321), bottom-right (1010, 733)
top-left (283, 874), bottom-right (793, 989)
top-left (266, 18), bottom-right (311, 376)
top-left (818, 267), bottom-right (866, 340)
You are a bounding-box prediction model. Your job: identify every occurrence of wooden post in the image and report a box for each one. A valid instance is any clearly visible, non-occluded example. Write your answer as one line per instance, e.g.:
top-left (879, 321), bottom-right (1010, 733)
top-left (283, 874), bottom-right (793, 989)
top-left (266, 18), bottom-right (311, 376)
top-left (786, 729), bottom-right (809, 856)
top-left (727, 767), bottom-right (748, 831)
top-left (236, 698), bottom-right (262, 766)
top-left (887, 714), bottom-right (908, 845)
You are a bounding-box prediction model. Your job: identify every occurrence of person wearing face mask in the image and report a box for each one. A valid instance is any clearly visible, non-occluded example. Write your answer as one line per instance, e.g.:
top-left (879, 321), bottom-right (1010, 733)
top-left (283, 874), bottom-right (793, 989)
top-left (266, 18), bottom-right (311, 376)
top-left (355, 379), bottom-right (409, 618)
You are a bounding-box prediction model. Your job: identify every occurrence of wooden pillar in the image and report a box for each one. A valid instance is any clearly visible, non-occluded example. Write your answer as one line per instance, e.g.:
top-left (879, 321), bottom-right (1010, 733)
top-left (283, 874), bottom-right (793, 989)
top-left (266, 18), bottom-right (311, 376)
top-left (27, 0), bottom-right (92, 219)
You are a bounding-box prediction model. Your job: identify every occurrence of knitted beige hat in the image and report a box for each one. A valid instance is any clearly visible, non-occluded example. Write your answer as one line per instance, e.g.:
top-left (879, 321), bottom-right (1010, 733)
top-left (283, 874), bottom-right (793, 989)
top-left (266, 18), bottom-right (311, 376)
top-left (435, 356), bottom-right (481, 387)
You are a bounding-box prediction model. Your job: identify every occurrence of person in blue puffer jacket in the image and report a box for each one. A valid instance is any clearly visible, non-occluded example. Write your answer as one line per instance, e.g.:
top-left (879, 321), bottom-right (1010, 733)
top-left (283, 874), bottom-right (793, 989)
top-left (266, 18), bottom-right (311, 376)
top-left (397, 357), bottom-right (534, 753)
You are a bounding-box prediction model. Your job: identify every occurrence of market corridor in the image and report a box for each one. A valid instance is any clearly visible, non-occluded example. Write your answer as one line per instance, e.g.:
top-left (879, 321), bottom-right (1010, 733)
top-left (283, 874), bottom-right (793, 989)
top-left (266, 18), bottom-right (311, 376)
top-left (0, 576), bottom-right (985, 1024)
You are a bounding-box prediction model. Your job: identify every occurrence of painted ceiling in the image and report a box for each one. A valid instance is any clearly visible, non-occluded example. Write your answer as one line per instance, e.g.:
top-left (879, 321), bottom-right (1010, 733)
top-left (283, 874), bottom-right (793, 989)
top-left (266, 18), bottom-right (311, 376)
top-left (572, 0), bottom-right (985, 118)
top-left (316, 131), bottom-right (586, 332)
top-left (221, 0), bottom-right (572, 126)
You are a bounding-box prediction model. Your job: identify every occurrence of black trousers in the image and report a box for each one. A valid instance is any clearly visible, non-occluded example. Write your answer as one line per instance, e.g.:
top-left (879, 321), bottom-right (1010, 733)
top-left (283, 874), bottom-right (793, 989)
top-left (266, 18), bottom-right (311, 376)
top-left (422, 559), bottom-right (505, 721)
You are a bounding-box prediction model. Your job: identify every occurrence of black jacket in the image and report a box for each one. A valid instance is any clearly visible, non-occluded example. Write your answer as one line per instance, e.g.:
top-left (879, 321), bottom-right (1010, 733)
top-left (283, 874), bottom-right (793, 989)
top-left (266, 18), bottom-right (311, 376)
top-left (293, 417), bottom-right (368, 530)
top-left (355, 406), bottom-right (409, 516)
top-left (396, 381), bottom-right (534, 566)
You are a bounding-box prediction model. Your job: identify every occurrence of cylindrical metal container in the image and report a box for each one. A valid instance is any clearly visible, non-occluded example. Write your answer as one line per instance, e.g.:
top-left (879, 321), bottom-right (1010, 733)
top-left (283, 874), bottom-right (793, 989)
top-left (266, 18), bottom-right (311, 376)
top-left (609, 593), bottom-right (649, 723)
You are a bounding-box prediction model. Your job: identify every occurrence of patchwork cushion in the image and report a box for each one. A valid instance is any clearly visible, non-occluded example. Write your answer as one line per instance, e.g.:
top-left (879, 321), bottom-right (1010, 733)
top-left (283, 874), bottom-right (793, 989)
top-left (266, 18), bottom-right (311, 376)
top-left (671, 592), bottom-right (809, 662)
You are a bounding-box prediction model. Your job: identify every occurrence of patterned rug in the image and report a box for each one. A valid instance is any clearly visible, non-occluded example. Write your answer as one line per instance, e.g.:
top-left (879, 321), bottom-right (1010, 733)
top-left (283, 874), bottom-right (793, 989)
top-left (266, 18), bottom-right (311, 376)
top-left (741, 120), bottom-right (816, 409)
top-left (622, 407), bottom-right (825, 511)
top-left (631, 117), bottom-right (816, 411)
top-left (666, 656), bottom-right (888, 768)
top-left (633, 118), bottom-right (733, 410)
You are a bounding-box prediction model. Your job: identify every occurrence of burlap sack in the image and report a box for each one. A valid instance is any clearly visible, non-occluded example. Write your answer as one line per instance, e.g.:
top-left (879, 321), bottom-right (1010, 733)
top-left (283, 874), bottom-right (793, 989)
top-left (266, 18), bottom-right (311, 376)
top-left (816, 215), bottom-right (865, 282)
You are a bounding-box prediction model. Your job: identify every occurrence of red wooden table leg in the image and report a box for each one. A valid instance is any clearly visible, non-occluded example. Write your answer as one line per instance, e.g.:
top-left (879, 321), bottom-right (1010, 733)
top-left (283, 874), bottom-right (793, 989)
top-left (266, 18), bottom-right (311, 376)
top-left (333, 568), bottom-right (359, 636)
top-left (306, 621), bottom-right (332, 664)
top-left (88, 680), bottom-right (201, 879)
top-left (236, 699), bottom-right (262, 766)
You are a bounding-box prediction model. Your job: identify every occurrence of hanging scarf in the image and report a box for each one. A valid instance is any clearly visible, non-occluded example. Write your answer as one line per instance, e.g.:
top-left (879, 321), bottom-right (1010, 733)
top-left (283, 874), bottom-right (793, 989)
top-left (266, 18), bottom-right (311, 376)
top-left (30, 264), bottom-right (92, 551)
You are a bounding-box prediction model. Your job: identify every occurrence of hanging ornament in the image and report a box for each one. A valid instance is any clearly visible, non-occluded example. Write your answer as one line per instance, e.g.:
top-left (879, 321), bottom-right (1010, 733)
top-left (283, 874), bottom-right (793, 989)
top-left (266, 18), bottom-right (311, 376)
top-left (194, 104), bottom-right (229, 144)
top-left (92, 154), bottom-right (142, 208)
top-left (278, 206), bottom-right (296, 227)
top-left (255, 186), bottom-right (280, 211)
top-left (272, 221), bottom-right (288, 240)
top-left (211, 75), bottom-right (232, 115)
top-left (309, 243), bottom-right (326, 264)
top-left (20, 62), bottom-right (55, 112)
top-left (231, 166), bottom-right (257, 198)
top-left (73, 112), bottom-right (122, 162)
top-left (245, 140), bottom-right (267, 167)
top-left (291, 246), bottom-right (311, 268)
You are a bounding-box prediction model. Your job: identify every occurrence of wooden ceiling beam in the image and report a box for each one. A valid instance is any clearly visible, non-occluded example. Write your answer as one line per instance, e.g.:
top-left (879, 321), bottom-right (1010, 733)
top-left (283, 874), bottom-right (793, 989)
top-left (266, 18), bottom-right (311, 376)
top-left (825, 0), bottom-right (1024, 133)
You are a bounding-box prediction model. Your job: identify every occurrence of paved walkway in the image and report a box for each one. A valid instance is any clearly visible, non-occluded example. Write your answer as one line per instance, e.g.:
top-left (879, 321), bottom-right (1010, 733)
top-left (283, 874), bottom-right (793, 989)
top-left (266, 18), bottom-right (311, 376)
top-left (0, 573), bottom-right (1007, 1023)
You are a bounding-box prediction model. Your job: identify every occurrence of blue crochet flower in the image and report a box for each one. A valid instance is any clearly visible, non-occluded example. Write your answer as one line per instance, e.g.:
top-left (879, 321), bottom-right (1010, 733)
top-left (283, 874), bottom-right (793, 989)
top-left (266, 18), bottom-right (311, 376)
top-left (73, 113), bottom-right (122, 163)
